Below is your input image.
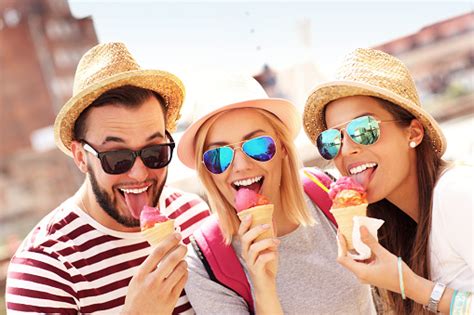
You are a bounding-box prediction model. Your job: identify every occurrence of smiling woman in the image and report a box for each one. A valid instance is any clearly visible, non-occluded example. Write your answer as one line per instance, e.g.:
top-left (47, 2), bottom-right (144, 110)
top-left (303, 48), bottom-right (473, 315)
top-left (193, 108), bottom-right (311, 243)
top-left (176, 75), bottom-right (377, 314)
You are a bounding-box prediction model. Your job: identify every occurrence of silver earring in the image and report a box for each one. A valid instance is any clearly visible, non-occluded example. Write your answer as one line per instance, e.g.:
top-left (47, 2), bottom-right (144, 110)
top-left (409, 141), bottom-right (417, 148)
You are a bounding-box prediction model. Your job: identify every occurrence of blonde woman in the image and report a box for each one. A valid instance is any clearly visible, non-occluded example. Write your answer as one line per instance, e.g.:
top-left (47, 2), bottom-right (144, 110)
top-left (177, 76), bottom-right (376, 314)
top-left (303, 48), bottom-right (473, 314)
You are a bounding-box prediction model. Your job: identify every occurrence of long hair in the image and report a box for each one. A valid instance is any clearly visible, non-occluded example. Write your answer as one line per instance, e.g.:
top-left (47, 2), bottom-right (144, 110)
top-left (194, 108), bottom-right (314, 244)
top-left (369, 97), bottom-right (449, 315)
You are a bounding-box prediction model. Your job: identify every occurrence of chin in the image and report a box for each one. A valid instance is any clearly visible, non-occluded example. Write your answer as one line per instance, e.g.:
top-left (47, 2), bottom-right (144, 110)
top-left (366, 189), bottom-right (384, 204)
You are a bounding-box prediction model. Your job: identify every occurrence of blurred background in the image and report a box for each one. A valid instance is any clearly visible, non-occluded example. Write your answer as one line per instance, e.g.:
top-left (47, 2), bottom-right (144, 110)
top-left (0, 0), bottom-right (473, 311)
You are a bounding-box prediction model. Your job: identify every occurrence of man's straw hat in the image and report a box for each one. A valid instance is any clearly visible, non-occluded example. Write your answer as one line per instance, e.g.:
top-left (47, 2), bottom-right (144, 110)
top-left (303, 48), bottom-right (446, 156)
top-left (177, 75), bottom-right (300, 169)
top-left (54, 42), bottom-right (185, 156)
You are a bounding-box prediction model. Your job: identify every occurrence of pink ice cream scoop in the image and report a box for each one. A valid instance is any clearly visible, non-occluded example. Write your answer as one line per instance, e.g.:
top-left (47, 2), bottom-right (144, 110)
top-left (329, 177), bottom-right (368, 209)
top-left (140, 205), bottom-right (169, 230)
top-left (235, 188), bottom-right (270, 212)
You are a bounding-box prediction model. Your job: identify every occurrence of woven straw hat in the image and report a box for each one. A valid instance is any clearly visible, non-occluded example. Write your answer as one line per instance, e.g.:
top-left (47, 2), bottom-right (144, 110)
top-left (54, 42), bottom-right (185, 156)
top-left (303, 48), bottom-right (446, 156)
top-left (177, 75), bottom-right (301, 169)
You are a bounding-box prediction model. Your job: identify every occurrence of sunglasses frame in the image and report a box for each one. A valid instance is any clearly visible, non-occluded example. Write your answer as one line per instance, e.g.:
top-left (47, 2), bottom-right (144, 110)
top-left (202, 135), bottom-right (277, 175)
top-left (317, 115), bottom-right (399, 160)
top-left (81, 131), bottom-right (175, 175)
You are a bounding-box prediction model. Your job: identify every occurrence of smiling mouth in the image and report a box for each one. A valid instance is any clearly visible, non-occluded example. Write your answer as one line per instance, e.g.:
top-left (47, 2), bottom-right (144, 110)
top-left (119, 186), bottom-right (149, 195)
top-left (232, 176), bottom-right (264, 193)
top-left (349, 162), bottom-right (378, 175)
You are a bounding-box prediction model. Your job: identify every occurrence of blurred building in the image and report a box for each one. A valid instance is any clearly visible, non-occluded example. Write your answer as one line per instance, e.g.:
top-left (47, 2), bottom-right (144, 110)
top-left (0, 0), bottom-right (98, 294)
top-left (374, 12), bottom-right (474, 122)
top-left (253, 62), bottom-right (326, 112)
top-left (253, 64), bottom-right (282, 97)
top-left (1, 0), bottom-right (97, 156)
top-left (374, 12), bottom-right (474, 162)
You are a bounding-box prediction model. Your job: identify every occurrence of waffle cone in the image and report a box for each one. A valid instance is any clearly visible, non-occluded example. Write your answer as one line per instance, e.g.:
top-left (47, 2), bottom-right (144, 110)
top-left (237, 204), bottom-right (274, 242)
top-left (142, 219), bottom-right (175, 246)
top-left (330, 204), bottom-right (368, 249)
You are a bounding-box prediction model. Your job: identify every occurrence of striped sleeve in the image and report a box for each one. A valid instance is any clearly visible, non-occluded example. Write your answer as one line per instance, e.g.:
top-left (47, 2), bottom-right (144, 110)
top-left (6, 189), bottom-right (211, 314)
top-left (161, 187), bottom-right (211, 314)
top-left (6, 246), bottom-right (79, 314)
top-left (161, 187), bottom-right (210, 244)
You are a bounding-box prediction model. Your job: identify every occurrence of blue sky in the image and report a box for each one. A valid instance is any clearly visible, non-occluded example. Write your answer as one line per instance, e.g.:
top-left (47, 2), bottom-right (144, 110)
top-left (70, 1), bottom-right (472, 77)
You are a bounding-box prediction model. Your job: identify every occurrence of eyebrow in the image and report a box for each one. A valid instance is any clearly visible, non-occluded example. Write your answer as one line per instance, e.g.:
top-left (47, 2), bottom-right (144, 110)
top-left (207, 129), bottom-right (265, 147)
top-left (102, 131), bottom-right (164, 145)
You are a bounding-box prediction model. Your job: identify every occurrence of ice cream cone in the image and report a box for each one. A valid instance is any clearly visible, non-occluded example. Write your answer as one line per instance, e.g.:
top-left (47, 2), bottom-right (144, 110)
top-left (142, 219), bottom-right (175, 246)
top-left (237, 204), bottom-right (274, 242)
top-left (330, 204), bottom-right (368, 250)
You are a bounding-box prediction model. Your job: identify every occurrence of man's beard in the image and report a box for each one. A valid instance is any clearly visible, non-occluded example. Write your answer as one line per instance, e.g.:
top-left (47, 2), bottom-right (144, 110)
top-left (87, 166), bottom-right (166, 228)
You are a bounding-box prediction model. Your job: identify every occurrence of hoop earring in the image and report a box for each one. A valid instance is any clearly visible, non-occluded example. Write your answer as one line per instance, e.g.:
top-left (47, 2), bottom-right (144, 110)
top-left (409, 141), bottom-right (417, 148)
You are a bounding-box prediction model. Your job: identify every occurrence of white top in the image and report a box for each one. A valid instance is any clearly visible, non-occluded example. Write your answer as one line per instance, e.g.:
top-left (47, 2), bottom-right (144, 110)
top-left (430, 164), bottom-right (474, 291)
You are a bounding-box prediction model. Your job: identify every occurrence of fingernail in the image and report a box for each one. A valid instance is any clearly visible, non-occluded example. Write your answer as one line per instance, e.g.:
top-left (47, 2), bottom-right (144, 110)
top-left (273, 239), bottom-right (281, 245)
top-left (174, 233), bottom-right (182, 240)
top-left (245, 215), bottom-right (252, 221)
top-left (262, 224), bottom-right (271, 229)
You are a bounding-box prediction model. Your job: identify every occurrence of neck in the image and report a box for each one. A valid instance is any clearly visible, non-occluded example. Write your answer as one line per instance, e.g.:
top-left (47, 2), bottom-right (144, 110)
top-left (74, 181), bottom-right (140, 233)
top-left (272, 195), bottom-right (299, 236)
top-left (386, 166), bottom-right (420, 223)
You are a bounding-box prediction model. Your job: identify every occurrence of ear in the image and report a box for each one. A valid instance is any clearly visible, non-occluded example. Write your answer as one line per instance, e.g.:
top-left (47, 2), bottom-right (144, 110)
top-left (70, 141), bottom-right (89, 174)
top-left (407, 119), bottom-right (424, 146)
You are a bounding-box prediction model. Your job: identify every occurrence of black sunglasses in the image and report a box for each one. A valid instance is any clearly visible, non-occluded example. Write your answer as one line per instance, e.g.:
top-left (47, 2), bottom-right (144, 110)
top-left (81, 131), bottom-right (175, 175)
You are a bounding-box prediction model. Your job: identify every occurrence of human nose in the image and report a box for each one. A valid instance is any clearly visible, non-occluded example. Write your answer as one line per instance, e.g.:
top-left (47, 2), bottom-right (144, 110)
top-left (231, 147), bottom-right (252, 172)
top-left (127, 155), bottom-right (149, 182)
top-left (339, 130), bottom-right (361, 157)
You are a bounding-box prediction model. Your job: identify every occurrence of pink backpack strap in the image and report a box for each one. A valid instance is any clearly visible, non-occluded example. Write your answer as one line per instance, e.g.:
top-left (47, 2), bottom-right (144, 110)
top-left (191, 216), bottom-right (255, 314)
top-left (300, 167), bottom-right (337, 227)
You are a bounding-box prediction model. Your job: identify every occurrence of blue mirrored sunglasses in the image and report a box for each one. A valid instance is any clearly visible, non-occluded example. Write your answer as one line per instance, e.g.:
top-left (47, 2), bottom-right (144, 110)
top-left (202, 135), bottom-right (276, 174)
top-left (316, 115), bottom-right (398, 160)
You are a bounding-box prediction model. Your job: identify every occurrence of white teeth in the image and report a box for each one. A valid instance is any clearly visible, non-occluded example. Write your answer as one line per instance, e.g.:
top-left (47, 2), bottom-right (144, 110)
top-left (233, 176), bottom-right (263, 187)
top-left (120, 186), bottom-right (149, 194)
top-left (349, 163), bottom-right (377, 175)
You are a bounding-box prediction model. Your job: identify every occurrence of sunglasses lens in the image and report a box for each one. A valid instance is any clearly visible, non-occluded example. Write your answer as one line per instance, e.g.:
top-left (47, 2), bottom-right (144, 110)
top-left (101, 151), bottom-right (135, 174)
top-left (141, 144), bottom-right (173, 169)
top-left (316, 129), bottom-right (341, 160)
top-left (242, 136), bottom-right (276, 162)
top-left (203, 147), bottom-right (234, 174)
top-left (347, 116), bottom-right (380, 145)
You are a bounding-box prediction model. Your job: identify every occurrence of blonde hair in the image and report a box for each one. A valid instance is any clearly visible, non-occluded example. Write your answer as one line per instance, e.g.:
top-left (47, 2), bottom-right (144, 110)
top-left (194, 108), bottom-right (314, 244)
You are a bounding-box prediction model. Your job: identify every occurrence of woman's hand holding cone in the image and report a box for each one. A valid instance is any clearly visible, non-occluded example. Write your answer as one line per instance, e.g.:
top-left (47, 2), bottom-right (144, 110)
top-left (337, 226), bottom-right (414, 294)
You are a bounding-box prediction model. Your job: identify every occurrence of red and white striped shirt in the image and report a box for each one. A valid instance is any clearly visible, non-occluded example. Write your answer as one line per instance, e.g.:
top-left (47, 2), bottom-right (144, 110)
top-left (6, 186), bottom-right (210, 314)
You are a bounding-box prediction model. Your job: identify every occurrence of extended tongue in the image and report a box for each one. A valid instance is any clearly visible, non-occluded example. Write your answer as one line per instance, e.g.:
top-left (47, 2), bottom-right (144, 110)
top-left (352, 168), bottom-right (374, 191)
top-left (124, 192), bottom-right (149, 219)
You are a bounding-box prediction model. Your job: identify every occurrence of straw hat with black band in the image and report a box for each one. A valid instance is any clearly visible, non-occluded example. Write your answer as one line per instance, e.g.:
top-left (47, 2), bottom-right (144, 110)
top-left (303, 48), bottom-right (446, 157)
top-left (54, 42), bottom-right (185, 157)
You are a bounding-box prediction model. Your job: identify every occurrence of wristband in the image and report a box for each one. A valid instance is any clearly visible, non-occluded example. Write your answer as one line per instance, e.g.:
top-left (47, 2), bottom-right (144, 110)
top-left (450, 291), bottom-right (472, 315)
top-left (397, 257), bottom-right (406, 300)
top-left (450, 290), bottom-right (458, 315)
